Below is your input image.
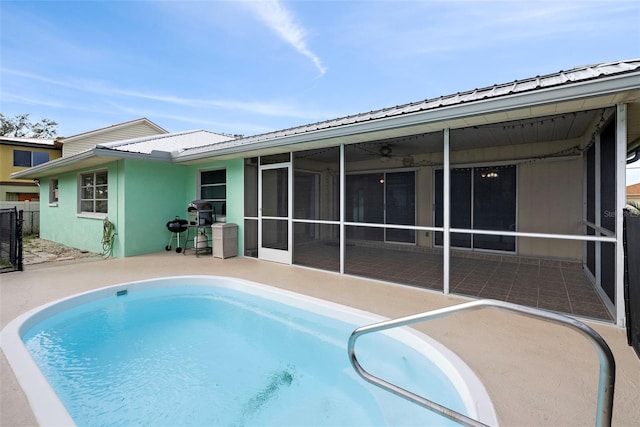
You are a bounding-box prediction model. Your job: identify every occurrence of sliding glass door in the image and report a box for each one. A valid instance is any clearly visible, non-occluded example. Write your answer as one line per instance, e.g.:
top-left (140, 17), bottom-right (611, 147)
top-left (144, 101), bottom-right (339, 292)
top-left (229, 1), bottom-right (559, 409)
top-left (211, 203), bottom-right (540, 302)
top-left (346, 171), bottom-right (416, 244)
top-left (435, 168), bottom-right (472, 248)
top-left (435, 165), bottom-right (516, 252)
top-left (472, 166), bottom-right (516, 251)
top-left (385, 171), bottom-right (416, 243)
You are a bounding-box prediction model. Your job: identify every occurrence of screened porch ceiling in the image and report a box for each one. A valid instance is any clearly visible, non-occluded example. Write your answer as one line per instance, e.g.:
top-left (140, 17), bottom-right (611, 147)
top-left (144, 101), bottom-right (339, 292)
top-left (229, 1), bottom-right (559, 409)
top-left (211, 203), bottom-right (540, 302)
top-left (298, 108), bottom-right (609, 163)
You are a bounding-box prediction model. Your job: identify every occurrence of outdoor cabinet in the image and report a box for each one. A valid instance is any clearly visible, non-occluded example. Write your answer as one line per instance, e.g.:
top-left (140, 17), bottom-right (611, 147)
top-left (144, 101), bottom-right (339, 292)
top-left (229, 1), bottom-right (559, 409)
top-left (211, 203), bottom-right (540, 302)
top-left (212, 223), bottom-right (238, 259)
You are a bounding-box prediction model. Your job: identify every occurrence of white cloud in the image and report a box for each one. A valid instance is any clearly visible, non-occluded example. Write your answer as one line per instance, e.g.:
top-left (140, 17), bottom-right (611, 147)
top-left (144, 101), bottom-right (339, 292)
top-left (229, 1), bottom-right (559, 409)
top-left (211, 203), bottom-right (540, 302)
top-left (339, 1), bottom-right (639, 59)
top-left (109, 103), bottom-right (276, 135)
top-left (241, 0), bottom-right (327, 76)
top-left (0, 92), bottom-right (67, 109)
top-left (111, 88), bottom-right (325, 119)
top-left (628, 167), bottom-right (640, 185)
top-left (1, 67), bottom-right (333, 120)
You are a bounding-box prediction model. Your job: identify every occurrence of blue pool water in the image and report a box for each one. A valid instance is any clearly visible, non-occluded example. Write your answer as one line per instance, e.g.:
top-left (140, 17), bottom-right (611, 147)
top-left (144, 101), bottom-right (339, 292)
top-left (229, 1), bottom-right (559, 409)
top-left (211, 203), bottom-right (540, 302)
top-left (16, 277), bottom-right (494, 426)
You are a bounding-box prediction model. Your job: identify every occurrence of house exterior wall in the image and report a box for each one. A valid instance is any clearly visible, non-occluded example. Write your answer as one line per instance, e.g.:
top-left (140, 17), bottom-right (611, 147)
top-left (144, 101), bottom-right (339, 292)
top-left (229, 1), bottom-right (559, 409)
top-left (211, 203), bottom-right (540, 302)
top-left (39, 163), bottom-right (119, 255)
top-left (62, 122), bottom-right (166, 157)
top-left (119, 160), bottom-right (189, 257)
top-left (38, 160), bottom-right (188, 256)
top-left (185, 158), bottom-right (245, 257)
top-left (37, 157), bottom-right (245, 258)
top-left (518, 157), bottom-right (583, 260)
top-left (0, 142), bottom-right (61, 201)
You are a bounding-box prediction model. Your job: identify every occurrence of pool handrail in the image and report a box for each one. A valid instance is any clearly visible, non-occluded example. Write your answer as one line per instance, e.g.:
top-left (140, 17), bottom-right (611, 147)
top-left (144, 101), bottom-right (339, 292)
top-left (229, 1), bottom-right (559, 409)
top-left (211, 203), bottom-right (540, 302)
top-left (348, 299), bottom-right (616, 427)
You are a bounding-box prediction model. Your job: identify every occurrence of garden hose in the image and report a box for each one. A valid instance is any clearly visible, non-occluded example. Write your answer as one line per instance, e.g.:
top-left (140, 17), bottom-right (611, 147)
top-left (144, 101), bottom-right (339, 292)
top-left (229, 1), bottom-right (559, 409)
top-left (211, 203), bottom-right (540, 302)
top-left (101, 218), bottom-right (115, 257)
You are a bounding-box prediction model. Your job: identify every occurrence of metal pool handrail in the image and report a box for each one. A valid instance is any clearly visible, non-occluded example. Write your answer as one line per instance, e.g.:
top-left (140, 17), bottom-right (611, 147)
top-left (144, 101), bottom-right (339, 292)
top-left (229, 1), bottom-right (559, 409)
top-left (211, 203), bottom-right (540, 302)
top-left (348, 299), bottom-right (616, 427)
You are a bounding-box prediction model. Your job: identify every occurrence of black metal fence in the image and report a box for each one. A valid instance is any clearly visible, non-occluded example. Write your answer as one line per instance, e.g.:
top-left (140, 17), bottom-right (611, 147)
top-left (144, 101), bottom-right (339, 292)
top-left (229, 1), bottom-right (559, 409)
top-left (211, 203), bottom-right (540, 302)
top-left (0, 207), bottom-right (23, 273)
top-left (20, 209), bottom-right (39, 235)
top-left (624, 209), bottom-right (640, 359)
top-left (0, 202), bottom-right (39, 235)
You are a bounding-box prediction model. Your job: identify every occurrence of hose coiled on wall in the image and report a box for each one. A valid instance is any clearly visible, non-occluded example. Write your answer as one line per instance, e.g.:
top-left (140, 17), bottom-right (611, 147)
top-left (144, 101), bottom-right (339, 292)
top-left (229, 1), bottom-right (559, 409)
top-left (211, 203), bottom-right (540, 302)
top-left (101, 218), bottom-right (115, 257)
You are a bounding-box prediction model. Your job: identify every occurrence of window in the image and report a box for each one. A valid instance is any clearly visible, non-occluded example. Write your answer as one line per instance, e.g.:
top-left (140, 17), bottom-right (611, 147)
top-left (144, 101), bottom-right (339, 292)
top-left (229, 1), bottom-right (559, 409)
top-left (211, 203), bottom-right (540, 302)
top-left (13, 150), bottom-right (50, 167)
top-left (49, 178), bottom-right (59, 204)
top-left (13, 150), bottom-right (31, 167)
top-left (79, 171), bottom-right (108, 214)
top-left (200, 169), bottom-right (226, 221)
top-left (33, 151), bottom-right (50, 165)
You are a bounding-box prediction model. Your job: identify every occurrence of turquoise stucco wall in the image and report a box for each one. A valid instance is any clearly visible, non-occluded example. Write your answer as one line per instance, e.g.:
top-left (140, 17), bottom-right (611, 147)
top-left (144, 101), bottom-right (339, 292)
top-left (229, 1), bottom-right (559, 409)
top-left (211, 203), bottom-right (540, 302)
top-left (120, 159), bottom-right (189, 256)
top-left (39, 162), bottom-right (120, 255)
top-left (38, 157), bottom-right (244, 258)
top-left (185, 158), bottom-right (245, 257)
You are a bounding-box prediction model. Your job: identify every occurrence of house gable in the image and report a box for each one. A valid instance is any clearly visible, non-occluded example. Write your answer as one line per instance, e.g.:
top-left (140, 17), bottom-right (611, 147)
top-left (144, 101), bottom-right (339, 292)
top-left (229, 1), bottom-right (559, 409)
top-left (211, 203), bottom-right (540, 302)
top-left (61, 118), bottom-right (168, 157)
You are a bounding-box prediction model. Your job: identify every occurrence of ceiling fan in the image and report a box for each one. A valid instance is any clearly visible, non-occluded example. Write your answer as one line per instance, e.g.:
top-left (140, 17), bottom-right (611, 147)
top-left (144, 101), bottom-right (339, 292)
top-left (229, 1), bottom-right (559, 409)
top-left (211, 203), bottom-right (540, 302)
top-left (356, 142), bottom-right (414, 166)
top-left (378, 144), bottom-right (393, 161)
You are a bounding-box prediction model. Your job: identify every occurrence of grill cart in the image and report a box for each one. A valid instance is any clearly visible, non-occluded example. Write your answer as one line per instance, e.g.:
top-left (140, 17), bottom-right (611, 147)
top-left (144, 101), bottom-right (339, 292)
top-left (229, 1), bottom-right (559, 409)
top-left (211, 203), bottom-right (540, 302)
top-left (165, 217), bottom-right (188, 253)
top-left (187, 200), bottom-right (214, 226)
top-left (184, 200), bottom-right (214, 256)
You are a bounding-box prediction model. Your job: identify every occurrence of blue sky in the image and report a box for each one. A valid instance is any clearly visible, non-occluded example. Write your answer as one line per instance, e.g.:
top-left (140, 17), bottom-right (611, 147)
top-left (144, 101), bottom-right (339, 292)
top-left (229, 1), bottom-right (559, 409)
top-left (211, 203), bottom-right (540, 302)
top-left (1, 0), bottom-right (639, 180)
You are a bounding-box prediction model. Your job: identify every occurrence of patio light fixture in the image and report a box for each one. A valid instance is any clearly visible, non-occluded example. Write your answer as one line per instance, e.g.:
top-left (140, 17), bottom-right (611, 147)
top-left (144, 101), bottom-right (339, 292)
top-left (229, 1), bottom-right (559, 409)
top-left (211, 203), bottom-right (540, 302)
top-left (481, 171), bottom-right (499, 178)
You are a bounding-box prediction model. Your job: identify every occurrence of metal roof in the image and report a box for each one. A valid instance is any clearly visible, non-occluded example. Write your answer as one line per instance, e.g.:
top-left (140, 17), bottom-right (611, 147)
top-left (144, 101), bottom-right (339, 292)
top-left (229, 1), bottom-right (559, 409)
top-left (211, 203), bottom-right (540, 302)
top-left (98, 130), bottom-right (234, 154)
top-left (0, 136), bottom-right (56, 146)
top-left (9, 130), bottom-right (234, 179)
top-left (179, 59), bottom-right (640, 158)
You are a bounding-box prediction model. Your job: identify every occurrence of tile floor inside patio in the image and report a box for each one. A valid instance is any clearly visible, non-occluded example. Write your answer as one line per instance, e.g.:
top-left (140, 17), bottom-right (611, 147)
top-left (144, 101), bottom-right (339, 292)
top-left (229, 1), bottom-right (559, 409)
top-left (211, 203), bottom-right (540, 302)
top-left (294, 242), bottom-right (614, 322)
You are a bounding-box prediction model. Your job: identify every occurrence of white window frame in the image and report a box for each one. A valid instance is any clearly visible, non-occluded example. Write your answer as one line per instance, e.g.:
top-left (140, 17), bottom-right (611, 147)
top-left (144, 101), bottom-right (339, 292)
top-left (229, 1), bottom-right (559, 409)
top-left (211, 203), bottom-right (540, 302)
top-left (49, 178), bottom-right (59, 206)
top-left (13, 149), bottom-right (50, 167)
top-left (199, 168), bottom-right (226, 222)
top-left (78, 170), bottom-right (108, 218)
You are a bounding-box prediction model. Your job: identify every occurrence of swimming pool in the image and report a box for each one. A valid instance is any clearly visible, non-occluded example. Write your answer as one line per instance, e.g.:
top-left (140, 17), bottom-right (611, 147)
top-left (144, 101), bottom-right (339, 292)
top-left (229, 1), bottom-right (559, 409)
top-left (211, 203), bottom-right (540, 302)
top-left (1, 276), bottom-right (497, 426)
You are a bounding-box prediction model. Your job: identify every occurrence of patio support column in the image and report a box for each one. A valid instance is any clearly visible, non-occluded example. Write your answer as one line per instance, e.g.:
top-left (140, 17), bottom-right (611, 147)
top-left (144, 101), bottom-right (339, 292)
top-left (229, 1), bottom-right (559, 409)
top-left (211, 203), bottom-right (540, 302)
top-left (340, 144), bottom-right (345, 275)
top-left (595, 133), bottom-right (601, 288)
top-left (615, 103), bottom-right (627, 327)
top-left (443, 129), bottom-right (451, 295)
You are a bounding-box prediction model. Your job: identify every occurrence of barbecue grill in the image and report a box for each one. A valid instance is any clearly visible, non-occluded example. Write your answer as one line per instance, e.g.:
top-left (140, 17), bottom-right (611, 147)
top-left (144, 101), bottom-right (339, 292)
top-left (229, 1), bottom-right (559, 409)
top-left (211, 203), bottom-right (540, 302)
top-left (165, 216), bottom-right (188, 253)
top-left (187, 200), bottom-right (214, 226)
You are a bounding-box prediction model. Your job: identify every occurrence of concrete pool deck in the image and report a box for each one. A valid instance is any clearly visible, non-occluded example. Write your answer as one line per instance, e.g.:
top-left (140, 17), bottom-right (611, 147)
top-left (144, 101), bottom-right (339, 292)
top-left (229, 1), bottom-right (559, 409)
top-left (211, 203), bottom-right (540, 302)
top-left (1, 253), bottom-right (639, 426)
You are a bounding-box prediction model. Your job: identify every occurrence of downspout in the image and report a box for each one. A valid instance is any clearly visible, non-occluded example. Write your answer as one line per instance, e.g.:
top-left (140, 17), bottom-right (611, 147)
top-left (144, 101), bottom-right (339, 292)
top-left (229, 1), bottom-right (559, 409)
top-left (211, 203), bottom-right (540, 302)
top-left (616, 103), bottom-right (627, 327)
top-left (114, 160), bottom-right (120, 257)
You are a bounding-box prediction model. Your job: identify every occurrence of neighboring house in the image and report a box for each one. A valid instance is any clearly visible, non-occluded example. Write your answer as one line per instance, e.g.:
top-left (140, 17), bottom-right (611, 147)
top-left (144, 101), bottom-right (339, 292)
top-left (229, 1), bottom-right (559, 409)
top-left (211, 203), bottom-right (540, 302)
top-left (0, 136), bottom-right (61, 201)
top-left (13, 59), bottom-right (640, 328)
top-left (628, 183), bottom-right (640, 204)
top-left (60, 117), bottom-right (168, 157)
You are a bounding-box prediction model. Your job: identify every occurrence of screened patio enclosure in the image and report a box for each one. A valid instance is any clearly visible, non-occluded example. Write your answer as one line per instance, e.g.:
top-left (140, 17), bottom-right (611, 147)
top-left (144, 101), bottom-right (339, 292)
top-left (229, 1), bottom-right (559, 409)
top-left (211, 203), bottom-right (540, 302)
top-left (243, 105), bottom-right (625, 323)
